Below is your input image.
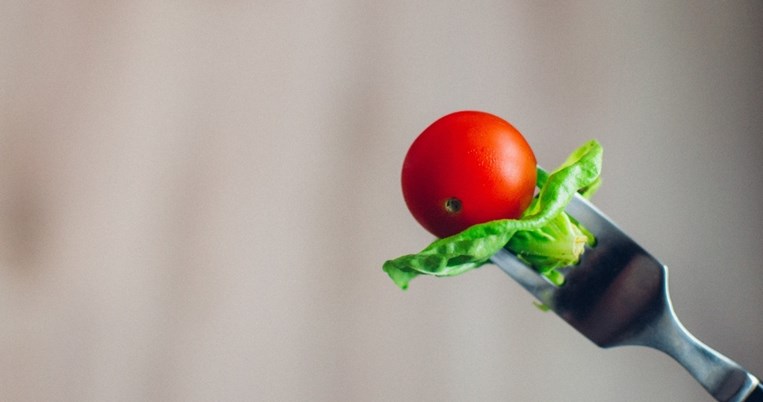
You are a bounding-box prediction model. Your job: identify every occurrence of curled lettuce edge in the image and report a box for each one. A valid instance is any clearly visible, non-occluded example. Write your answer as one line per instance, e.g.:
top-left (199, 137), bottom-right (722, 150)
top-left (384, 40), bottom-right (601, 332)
top-left (383, 139), bottom-right (603, 290)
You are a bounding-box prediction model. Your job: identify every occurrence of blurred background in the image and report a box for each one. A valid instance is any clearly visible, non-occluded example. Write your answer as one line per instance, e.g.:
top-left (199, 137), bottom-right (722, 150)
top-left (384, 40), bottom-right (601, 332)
top-left (1, 1), bottom-right (762, 401)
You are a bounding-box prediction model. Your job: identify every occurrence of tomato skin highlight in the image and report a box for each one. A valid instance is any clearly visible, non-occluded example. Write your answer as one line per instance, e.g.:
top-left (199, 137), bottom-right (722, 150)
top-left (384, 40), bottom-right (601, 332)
top-left (401, 111), bottom-right (537, 238)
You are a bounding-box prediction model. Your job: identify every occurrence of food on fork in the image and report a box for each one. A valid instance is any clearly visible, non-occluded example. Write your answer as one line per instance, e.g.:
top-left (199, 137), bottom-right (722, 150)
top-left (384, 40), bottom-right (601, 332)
top-left (383, 111), bottom-right (603, 289)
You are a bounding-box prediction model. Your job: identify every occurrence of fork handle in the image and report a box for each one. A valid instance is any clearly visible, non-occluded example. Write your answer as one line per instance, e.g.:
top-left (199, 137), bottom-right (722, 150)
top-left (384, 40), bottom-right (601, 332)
top-left (664, 323), bottom-right (759, 402)
top-left (637, 302), bottom-right (760, 402)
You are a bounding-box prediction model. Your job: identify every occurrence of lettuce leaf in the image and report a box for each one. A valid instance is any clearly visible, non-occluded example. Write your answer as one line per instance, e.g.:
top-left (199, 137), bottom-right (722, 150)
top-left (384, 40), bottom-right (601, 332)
top-left (383, 140), bottom-right (603, 290)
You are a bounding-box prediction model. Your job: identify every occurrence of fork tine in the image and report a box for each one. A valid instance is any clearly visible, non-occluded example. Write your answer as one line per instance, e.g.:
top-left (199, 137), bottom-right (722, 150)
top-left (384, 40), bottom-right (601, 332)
top-left (565, 193), bottom-right (656, 264)
top-left (490, 248), bottom-right (557, 306)
top-left (491, 192), bottom-right (665, 342)
top-left (488, 193), bottom-right (606, 308)
top-left (490, 192), bottom-right (628, 307)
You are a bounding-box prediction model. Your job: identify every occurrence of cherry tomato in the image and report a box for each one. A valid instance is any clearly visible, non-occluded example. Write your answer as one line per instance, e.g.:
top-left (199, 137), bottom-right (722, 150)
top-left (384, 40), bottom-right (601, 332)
top-left (401, 111), bottom-right (537, 238)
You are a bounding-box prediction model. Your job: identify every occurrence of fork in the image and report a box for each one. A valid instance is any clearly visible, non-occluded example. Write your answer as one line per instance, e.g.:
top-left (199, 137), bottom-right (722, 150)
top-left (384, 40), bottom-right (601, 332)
top-left (490, 193), bottom-right (762, 401)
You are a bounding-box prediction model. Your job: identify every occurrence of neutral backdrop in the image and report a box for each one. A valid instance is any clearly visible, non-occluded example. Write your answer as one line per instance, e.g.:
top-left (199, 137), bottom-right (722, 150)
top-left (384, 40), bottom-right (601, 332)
top-left (1, 1), bottom-right (762, 401)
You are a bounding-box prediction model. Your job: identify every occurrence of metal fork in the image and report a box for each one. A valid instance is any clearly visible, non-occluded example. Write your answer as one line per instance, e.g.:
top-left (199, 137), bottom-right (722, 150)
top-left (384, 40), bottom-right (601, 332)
top-left (490, 193), bottom-right (762, 402)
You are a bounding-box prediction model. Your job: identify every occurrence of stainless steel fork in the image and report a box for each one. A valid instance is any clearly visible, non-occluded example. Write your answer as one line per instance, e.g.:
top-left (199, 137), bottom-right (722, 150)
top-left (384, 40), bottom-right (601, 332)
top-left (490, 194), bottom-right (762, 402)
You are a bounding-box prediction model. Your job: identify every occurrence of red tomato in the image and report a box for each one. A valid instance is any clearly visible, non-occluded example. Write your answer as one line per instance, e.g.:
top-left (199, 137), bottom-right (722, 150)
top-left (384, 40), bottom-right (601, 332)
top-left (401, 111), bottom-right (537, 238)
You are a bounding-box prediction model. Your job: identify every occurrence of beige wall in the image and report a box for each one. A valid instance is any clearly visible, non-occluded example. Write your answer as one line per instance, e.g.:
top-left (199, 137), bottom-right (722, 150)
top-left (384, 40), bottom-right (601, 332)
top-left (1, 1), bottom-right (762, 401)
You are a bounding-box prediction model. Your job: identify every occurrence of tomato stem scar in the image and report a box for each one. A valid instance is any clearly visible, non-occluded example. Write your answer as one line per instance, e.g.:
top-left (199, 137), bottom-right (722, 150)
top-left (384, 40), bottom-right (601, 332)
top-left (444, 197), bottom-right (462, 214)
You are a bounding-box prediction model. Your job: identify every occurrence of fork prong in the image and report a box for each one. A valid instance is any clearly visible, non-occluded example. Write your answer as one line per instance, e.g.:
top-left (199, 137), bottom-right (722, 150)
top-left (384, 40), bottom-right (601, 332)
top-left (566, 193), bottom-right (637, 246)
top-left (490, 248), bottom-right (557, 307)
top-left (489, 193), bottom-right (607, 308)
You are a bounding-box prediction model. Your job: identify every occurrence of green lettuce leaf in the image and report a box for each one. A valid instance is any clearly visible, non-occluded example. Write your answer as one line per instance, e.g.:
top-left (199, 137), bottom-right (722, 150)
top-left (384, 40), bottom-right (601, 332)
top-left (507, 202), bottom-right (591, 285)
top-left (383, 139), bottom-right (603, 290)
